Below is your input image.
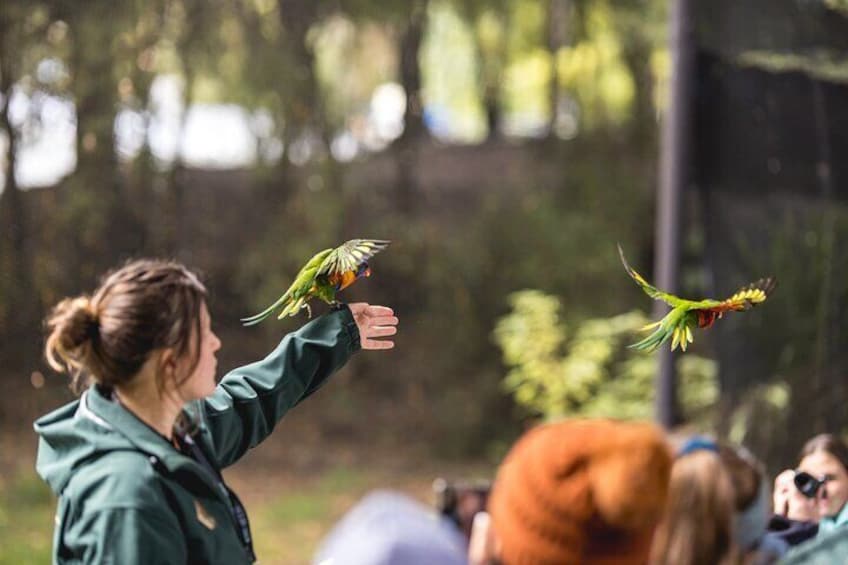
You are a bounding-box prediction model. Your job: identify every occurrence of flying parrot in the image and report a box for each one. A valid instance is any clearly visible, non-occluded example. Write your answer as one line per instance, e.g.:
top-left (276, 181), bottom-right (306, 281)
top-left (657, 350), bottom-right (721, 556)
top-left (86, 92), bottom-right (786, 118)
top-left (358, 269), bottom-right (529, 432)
top-left (618, 245), bottom-right (776, 352)
top-left (241, 239), bottom-right (390, 326)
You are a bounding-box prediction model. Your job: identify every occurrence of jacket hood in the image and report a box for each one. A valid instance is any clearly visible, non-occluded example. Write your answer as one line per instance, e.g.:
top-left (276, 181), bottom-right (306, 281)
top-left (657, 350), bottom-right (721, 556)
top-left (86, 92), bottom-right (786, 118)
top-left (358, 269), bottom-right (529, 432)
top-left (34, 390), bottom-right (133, 494)
top-left (34, 386), bottom-right (190, 495)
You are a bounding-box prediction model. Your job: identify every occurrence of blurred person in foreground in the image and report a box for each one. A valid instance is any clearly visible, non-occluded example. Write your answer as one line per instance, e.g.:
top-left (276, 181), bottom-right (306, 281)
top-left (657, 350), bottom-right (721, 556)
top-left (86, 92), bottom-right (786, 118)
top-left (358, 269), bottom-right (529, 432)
top-left (34, 259), bottom-right (398, 564)
top-left (650, 437), bottom-right (781, 565)
top-left (468, 419), bottom-right (673, 565)
top-left (780, 433), bottom-right (848, 564)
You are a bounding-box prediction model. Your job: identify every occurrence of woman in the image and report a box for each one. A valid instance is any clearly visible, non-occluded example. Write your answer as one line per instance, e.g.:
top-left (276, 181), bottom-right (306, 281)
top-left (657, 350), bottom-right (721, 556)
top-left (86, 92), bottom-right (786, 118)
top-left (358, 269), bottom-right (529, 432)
top-left (34, 259), bottom-right (398, 564)
top-left (796, 433), bottom-right (848, 533)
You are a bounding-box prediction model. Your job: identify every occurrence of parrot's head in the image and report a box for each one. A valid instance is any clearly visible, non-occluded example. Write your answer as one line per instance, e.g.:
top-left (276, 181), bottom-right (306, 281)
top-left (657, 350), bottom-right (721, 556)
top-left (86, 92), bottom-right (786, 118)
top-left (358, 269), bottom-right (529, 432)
top-left (356, 263), bottom-right (372, 279)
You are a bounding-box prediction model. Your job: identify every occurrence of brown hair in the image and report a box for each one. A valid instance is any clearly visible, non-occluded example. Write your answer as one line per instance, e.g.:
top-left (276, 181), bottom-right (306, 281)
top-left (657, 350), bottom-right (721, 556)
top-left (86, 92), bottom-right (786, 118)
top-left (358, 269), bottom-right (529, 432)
top-left (719, 444), bottom-right (762, 512)
top-left (45, 259), bottom-right (207, 394)
top-left (799, 434), bottom-right (848, 472)
top-left (650, 450), bottom-right (735, 565)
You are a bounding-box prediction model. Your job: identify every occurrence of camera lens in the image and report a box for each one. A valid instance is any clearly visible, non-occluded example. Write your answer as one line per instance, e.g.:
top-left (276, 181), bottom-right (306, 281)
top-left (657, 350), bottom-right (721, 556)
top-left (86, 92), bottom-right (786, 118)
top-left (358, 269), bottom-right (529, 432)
top-left (794, 471), bottom-right (823, 498)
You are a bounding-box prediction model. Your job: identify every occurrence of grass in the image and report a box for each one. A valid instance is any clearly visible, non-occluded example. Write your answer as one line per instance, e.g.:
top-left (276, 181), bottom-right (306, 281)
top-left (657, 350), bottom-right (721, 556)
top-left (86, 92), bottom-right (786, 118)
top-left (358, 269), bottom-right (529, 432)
top-left (250, 466), bottom-right (372, 564)
top-left (0, 472), bottom-right (55, 565)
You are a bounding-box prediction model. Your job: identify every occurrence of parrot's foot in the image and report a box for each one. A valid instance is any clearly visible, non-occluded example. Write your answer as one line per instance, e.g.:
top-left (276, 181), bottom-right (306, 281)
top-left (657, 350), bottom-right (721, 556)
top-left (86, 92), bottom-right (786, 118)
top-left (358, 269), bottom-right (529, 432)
top-left (303, 303), bottom-right (313, 318)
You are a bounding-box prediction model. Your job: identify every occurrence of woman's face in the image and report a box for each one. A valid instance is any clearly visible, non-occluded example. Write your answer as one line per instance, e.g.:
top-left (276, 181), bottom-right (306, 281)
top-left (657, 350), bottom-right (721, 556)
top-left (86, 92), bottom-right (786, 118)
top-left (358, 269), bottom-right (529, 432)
top-left (177, 303), bottom-right (221, 401)
top-left (798, 450), bottom-right (848, 519)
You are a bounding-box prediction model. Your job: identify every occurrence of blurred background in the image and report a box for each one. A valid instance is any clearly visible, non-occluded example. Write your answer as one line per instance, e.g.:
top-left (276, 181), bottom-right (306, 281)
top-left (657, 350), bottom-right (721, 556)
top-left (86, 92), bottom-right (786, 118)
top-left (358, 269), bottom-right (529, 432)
top-left (1, 0), bottom-right (847, 563)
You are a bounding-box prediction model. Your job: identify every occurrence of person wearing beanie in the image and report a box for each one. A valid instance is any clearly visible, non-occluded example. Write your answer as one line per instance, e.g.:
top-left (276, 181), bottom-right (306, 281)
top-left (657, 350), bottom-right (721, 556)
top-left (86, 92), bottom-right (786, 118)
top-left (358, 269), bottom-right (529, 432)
top-left (469, 419), bottom-right (673, 565)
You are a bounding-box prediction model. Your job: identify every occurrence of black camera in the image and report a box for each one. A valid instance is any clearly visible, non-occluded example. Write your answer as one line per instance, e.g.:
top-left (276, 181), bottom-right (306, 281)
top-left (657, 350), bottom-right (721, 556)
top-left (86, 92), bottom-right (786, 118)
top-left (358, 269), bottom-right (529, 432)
top-left (433, 478), bottom-right (491, 540)
top-left (793, 471), bottom-right (827, 499)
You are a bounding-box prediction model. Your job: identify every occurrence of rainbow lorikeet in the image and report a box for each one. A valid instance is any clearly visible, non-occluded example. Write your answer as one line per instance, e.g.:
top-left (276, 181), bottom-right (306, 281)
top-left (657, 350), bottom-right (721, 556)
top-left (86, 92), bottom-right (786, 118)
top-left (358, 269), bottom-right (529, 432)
top-left (241, 239), bottom-right (390, 325)
top-left (618, 245), bottom-right (776, 352)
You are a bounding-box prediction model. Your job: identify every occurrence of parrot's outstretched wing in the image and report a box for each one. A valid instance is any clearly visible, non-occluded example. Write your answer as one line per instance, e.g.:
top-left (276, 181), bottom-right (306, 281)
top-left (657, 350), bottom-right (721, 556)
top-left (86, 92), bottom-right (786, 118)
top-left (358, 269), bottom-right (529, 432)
top-left (694, 277), bottom-right (777, 314)
top-left (618, 244), bottom-right (689, 308)
top-left (240, 248), bottom-right (334, 326)
top-left (628, 308), bottom-right (695, 353)
top-left (317, 239), bottom-right (390, 275)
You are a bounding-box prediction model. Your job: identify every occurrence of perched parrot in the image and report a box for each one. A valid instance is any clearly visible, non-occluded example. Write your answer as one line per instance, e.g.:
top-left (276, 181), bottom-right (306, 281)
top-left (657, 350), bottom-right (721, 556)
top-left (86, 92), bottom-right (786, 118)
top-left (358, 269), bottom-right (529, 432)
top-left (241, 239), bottom-right (390, 326)
top-left (618, 245), bottom-right (776, 352)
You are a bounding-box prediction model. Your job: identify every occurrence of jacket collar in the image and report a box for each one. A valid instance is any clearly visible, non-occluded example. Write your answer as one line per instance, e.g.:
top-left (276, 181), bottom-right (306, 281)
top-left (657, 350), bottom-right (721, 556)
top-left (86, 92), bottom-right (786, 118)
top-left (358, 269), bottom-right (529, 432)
top-left (86, 385), bottom-right (180, 463)
top-left (85, 385), bottom-right (215, 484)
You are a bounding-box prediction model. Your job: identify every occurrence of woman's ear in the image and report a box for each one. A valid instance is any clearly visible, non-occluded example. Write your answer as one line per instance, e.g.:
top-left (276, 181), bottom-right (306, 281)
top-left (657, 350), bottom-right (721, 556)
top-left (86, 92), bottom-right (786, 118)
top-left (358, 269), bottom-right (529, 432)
top-left (155, 348), bottom-right (180, 383)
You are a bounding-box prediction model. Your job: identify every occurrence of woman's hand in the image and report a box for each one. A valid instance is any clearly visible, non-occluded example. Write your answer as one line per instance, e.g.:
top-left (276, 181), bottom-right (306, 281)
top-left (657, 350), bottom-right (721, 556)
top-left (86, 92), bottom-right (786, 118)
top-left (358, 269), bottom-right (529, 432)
top-left (774, 469), bottom-right (818, 522)
top-left (348, 303), bottom-right (398, 350)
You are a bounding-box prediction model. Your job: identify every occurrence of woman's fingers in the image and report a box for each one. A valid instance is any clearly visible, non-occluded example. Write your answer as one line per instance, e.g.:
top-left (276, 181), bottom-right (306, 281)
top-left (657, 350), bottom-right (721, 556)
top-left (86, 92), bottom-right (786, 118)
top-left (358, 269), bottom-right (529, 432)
top-left (368, 316), bottom-right (398, 327)
top-left (364, 325), bottom-right (397, 338)
top-left (348, 303), bottom-right (398, 351)
top-left (361, 337), bottom-right (395, 350)
top-left (364, 305), bottom-right (394, 317)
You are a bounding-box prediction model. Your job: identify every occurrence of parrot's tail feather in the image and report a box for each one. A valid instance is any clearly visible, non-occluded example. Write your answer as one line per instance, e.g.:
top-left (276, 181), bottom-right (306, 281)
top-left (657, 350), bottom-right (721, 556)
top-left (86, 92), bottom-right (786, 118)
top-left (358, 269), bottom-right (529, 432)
top-left (628, 324), bottom-right (670, 352)
top-left (279, 296), bottom-right (305, 319)
top-left (241, 294), bottom-right (292, 326)
top-left (241, 316), bottom-right (266, 327)
top-left (640, 320), bottom-right (663, 332)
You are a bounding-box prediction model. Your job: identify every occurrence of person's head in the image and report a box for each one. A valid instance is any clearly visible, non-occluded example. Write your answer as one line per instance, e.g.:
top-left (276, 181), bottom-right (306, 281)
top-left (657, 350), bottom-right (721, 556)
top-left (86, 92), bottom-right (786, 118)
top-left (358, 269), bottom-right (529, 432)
top-left (718, 443), bottom-right (771, 556)
top-left (650, 438), bottom-right (735, 565)
top-left (45, 259), bottom-right (220, 402)
top-left (797, 433), bottom-right (848, 520)
top-left (482, 419), bottom-right (672, 565)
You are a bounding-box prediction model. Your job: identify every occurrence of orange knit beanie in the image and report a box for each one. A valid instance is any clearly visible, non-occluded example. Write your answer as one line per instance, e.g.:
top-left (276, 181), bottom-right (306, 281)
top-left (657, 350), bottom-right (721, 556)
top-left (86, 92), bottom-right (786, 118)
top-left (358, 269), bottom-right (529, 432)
top-left (488, 419), bottom-right (672, 565)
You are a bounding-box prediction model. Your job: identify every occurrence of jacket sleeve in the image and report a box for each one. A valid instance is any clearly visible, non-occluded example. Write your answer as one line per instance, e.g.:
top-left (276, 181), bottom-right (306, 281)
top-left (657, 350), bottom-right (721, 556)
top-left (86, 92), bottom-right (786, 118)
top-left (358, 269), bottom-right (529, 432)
top-left (60, 506), bottom-right (188, 564)
top-left (201, 307), bottom-right (361, 468)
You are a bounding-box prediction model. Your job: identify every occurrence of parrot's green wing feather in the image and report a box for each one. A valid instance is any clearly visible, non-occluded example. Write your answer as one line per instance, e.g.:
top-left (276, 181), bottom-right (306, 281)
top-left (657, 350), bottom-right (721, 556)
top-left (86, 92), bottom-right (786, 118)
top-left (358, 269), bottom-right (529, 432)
top-left (317, 239), bottom-right (390, 275)
top-left (618, 244), bottom-right (691, 308)
top-left (240, 248), bottom-right (334, 326)
top-left (628, 308), bottom-right (696, 353)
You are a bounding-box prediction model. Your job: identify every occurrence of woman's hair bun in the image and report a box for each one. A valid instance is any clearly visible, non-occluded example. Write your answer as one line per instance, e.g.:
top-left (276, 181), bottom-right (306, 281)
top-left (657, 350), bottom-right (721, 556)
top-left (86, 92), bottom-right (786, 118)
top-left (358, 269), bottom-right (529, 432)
top-left (45, 296), bottom-right (99, 373)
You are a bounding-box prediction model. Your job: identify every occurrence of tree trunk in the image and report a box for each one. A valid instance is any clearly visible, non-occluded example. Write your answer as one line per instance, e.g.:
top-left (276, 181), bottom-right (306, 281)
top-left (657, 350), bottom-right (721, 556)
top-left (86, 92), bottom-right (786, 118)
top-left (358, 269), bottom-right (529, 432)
top-left (63, 3), bottom-right (143, 287)
top-left (0, 15), bottom-right (40, 356)
top-left (620, 31), bottom-right (656, 142)
top-left (278, 0), bottom-right (326, 155)
top-left (0, 84), bottom-right (39, 353)
top-left (398, 0), bottom-right (429, 144)
top-left (546, 0), bottom-right (570, 138)
top-left (470, 6), bottom-right (506, 141)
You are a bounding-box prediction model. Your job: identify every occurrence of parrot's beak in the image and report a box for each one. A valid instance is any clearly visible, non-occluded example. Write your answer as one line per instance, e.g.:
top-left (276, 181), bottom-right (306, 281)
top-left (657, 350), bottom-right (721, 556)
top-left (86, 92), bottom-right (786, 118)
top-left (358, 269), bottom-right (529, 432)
top-left (364, 266), bottom-right (372, 277)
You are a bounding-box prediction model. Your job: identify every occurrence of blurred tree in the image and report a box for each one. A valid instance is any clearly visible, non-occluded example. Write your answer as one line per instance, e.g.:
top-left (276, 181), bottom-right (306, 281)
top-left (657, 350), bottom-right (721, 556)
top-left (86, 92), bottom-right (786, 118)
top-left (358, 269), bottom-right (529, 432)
top-left (278, 0), bottom-right (330, 153)
top-left (397, 0), bottom-right (430, 143)
top-left (544, 0), bottom-right (571, 138)
top-left (457, 0), bottom-right (509, 139)
top-left (43, 0), bottom-right (153, 289)
top-left (0, 1), bottom-right (51, 355)
top-left (609, 0), bottom-right (665, 141)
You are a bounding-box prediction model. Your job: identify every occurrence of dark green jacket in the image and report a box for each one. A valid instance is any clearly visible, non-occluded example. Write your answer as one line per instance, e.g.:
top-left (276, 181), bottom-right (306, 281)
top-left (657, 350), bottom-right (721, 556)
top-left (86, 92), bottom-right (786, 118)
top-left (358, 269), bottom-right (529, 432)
top-left (34, 309), bottom-right (360, 564)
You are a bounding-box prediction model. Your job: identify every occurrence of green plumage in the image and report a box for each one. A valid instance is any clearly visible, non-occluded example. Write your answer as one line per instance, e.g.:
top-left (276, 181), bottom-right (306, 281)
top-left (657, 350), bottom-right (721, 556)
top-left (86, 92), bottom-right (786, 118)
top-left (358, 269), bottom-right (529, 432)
top-left (241, 239), bottom-right (390, 326)
top-left (618, 244), bottom-right (775, 352)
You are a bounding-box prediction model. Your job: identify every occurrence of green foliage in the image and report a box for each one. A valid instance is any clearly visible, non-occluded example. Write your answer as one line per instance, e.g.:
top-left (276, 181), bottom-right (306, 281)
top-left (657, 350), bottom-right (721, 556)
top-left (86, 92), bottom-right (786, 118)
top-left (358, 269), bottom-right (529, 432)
top-left (493, 289), bottom-right (718, 422)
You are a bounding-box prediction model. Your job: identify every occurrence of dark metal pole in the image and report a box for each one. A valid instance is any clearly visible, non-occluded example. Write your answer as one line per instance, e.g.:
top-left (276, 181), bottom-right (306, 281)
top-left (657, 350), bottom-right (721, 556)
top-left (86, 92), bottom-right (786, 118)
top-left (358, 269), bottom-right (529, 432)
top-left (654, 0), bottom-right (695, 428)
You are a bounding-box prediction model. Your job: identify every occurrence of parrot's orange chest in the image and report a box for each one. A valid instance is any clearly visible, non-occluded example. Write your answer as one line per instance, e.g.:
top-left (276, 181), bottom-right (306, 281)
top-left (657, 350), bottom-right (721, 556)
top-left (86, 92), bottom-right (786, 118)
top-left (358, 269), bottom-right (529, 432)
top-left (328, 270), bottom-right (358, 291)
